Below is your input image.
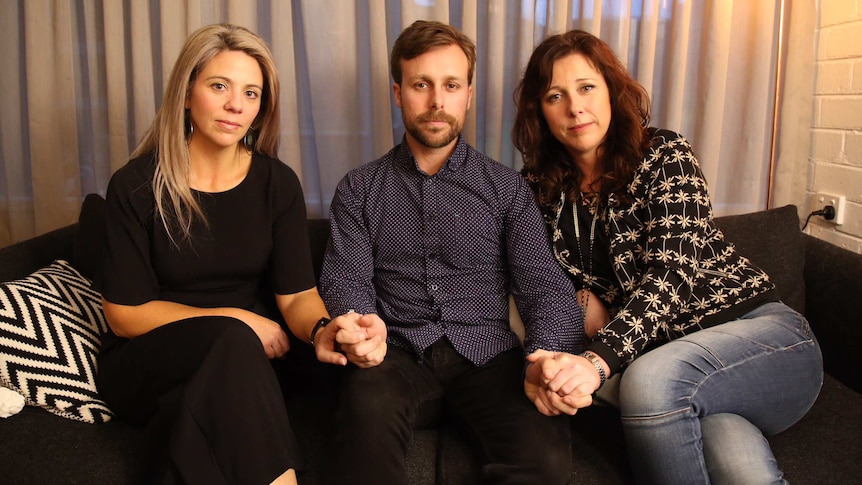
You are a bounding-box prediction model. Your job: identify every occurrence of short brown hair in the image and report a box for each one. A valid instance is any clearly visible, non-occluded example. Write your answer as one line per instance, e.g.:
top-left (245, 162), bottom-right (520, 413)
top-left (390, 20), bottom-right (477, 85)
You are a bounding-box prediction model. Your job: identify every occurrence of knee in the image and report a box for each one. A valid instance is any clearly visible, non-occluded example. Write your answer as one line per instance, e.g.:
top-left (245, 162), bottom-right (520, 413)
top-left (182, 316), bottom-right (270, 368)
top-left (619, 346), bottom-right (701, 417)
top-left (207, 317), bottom-right (263, 352)
top-left (619, 359), bottom-right (671, 416)
top-left (161, 316), bottom-right (265, 363)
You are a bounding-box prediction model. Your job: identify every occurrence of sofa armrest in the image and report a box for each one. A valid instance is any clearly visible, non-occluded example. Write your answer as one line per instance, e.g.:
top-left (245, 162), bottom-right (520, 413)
top-left (0, 224), bottom-right (77, 282)
top-left (803, 234), bottom-right (862, 393)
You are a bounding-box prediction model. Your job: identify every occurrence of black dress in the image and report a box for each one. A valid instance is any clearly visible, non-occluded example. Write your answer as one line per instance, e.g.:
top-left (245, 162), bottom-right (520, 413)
top-left (96, 153), bottom-right (315, 484)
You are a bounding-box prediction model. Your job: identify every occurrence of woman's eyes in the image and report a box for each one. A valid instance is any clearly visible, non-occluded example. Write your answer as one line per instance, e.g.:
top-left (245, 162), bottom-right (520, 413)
top-left (210, 83), bottom-right (260, 99)
top-left (546, 85), bottom-right (596, 101)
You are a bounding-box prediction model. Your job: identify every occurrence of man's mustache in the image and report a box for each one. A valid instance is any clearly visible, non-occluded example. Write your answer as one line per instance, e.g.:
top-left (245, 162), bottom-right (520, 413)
top-left (417, 112), bottom-right (456, 124)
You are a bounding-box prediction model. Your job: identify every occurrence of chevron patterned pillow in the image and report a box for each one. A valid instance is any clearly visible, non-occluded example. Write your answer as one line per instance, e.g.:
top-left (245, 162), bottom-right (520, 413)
top-left (0, 260), bottom-right (114, 423)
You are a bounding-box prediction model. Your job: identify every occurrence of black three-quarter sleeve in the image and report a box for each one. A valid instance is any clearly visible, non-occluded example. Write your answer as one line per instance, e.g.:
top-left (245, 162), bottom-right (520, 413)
top-left (269, 161), bottom-right (316, 296)
top-left (98, 156), bottom-right (161, 306)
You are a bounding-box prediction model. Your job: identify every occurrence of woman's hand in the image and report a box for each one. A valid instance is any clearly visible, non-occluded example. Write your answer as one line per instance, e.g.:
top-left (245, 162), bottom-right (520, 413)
top-left (235, 309), bottom-right (291, 359)
top-left (524, 350), bottom-right (573, 416)
top-left (525, 350), bottom-right (603, 415)
top-left (333, 313), bottom-right (388, 368)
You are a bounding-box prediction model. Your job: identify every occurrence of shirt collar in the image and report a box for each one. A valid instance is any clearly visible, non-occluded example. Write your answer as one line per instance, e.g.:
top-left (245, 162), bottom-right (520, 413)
top-left (395, 135), bottom-right (469, 175)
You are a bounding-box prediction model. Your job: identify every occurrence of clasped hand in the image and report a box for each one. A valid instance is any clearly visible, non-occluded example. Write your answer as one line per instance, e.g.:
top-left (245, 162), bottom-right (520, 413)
top-left (524, 350), bottom-right (600, 416)
top-left (314, 312), bottom-right (387, 368)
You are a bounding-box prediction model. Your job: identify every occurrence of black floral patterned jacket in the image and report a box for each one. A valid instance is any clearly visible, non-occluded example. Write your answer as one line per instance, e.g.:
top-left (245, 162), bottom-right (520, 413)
top-left (526, 129), bottom-right (778, 374)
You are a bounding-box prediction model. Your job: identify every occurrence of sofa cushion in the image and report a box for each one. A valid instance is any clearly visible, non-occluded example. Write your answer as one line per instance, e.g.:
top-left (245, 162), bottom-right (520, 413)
top-left (0, 225), bottom-right (77, 282)
top-left (714, 205), bottom-right (805, 314)
top-left (0, 260), bottom-right (113, 423)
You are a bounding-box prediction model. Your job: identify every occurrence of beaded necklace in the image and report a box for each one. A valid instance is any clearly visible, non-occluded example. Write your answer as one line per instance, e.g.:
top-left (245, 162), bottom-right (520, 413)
top-left (572, 193), bottom-right (598, 317)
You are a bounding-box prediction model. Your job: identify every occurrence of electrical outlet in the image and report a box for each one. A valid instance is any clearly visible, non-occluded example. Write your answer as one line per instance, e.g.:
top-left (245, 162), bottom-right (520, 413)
top-left (815, 192), bottom-right (846, 225)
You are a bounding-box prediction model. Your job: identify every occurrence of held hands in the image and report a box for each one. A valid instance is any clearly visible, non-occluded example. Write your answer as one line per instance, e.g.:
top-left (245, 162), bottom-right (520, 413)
top-left (313, 312), bottom-right (387, 368)
top-left (524, 350), bottom-right (602, 416)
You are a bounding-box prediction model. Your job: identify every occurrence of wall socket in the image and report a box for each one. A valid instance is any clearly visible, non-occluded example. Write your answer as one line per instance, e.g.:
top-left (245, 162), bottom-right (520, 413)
top-left (815, 192), bottom-right (846, 225)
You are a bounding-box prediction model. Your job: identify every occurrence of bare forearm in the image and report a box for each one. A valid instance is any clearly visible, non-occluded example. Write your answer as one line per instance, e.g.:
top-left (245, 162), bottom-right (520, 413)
top-left (276, 287), bottom-right (330, 344)
top-left (102, 298), bottom-right (252, 339)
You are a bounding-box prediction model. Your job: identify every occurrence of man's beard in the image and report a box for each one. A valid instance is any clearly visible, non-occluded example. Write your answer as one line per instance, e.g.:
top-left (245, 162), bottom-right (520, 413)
top-left (404, 111), bottom-right (463, 149)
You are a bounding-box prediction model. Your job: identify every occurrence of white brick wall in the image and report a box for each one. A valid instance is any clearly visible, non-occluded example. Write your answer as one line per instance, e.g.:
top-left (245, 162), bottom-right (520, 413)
top-left (808, 0), bottom-right (862, 252)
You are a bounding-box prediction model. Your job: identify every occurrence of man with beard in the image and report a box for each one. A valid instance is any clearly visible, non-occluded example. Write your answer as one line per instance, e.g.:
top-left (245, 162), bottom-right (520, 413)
top-left (314, 21), bottom-right (586, 485)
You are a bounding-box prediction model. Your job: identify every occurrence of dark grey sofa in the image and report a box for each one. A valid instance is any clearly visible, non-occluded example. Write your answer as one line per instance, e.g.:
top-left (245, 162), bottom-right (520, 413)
top-left (1, 194), bottom-right (861, 484)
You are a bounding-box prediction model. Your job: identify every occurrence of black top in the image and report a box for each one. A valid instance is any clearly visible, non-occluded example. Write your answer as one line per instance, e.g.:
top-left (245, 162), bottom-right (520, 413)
top-left (98, 153), bottom-right (315, 319)
top-left (559, 198), bottom-right (615, 289)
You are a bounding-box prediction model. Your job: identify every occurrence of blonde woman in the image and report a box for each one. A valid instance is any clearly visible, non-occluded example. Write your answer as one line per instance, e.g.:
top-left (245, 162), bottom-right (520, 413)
top-left (96, 24), bottom-right (349, 484)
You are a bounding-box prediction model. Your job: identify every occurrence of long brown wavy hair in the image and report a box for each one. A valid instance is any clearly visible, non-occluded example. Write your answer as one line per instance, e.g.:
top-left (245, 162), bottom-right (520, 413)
top-left (512, 30), bottom-right (651, 207)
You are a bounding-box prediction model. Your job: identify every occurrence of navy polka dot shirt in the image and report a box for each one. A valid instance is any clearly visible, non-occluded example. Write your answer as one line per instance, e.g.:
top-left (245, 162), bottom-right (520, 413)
top-left (320, 137), bottom-right (586, 365)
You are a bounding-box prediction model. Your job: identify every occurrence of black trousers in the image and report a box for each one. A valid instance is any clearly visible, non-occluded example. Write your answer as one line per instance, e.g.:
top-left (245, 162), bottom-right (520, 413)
top-left (97, 316), bottom-right (300, 485)
top-left (324, 338), bottom-right (572, 485)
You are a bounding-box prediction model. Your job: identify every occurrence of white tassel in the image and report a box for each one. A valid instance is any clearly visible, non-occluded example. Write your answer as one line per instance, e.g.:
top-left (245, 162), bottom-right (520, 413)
top-left (0, 386), bottom-right (26, 418)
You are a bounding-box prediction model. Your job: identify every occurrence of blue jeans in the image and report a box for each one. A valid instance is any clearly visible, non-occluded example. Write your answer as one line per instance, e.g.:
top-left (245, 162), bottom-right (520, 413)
top-left (619, 302), bottom-right (823, 485)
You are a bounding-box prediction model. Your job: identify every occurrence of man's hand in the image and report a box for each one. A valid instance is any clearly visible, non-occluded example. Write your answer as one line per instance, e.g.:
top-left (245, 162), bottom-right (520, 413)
top-left (525, 350), bottom-right (572, 416)
top-left (313, 312), bottom-right (364, 366)
top-left (313, 312), bottom-right (388, 368)
top-left (525, 350), bottom-right (601, 415)
top-left (335, 313), bottom-right (387, 368)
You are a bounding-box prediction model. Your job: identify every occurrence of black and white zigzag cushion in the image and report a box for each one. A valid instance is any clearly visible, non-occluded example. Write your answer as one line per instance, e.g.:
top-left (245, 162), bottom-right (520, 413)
top-left (0, 260), bottom-right (114, 423)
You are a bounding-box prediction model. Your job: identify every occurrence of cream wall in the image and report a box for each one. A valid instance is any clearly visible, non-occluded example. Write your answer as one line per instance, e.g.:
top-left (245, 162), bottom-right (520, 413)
top-left (807, 0), bottom-right (862, 252)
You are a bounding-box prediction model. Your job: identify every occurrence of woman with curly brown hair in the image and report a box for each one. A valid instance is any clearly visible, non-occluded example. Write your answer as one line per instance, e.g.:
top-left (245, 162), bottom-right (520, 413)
top-left (513, 29), bottom-right (822, 484)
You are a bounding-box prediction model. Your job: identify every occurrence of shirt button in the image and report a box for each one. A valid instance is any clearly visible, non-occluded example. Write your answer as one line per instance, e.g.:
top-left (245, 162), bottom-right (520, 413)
top-left (430, 284), bottom-right (439, 291)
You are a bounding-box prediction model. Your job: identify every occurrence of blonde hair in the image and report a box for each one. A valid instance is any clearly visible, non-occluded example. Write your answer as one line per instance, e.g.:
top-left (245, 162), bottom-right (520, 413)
top-left (131, 23), bottom-right (280, 246)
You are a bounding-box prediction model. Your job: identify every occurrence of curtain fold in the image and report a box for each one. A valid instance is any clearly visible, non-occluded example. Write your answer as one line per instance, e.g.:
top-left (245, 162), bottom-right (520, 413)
top-left (1, 0), bottom-right (29, 244)
top-left (0, 0), bottom-right (789, 248)
top-left (25, 1), bottom-right (81, 235)
top-left (103, 0), bottom-right (131, 176)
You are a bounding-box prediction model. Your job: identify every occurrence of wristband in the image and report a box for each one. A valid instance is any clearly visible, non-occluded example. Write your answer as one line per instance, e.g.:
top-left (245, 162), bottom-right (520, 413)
top-left (309, 317), bottom-right (331, 345)
top-left (580, 351), bottom-right (607, 388)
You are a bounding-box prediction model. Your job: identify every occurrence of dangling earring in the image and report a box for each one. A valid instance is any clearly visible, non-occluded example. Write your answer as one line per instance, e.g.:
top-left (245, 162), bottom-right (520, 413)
top-left (243, 129), bottom-right (255, 153)
top-left (184, 110), bottom-right (194, 142)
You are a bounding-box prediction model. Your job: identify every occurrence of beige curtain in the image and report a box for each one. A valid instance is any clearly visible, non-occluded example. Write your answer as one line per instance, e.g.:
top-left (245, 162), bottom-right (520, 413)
top-left (0, 0), bottom-right (783, 248)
